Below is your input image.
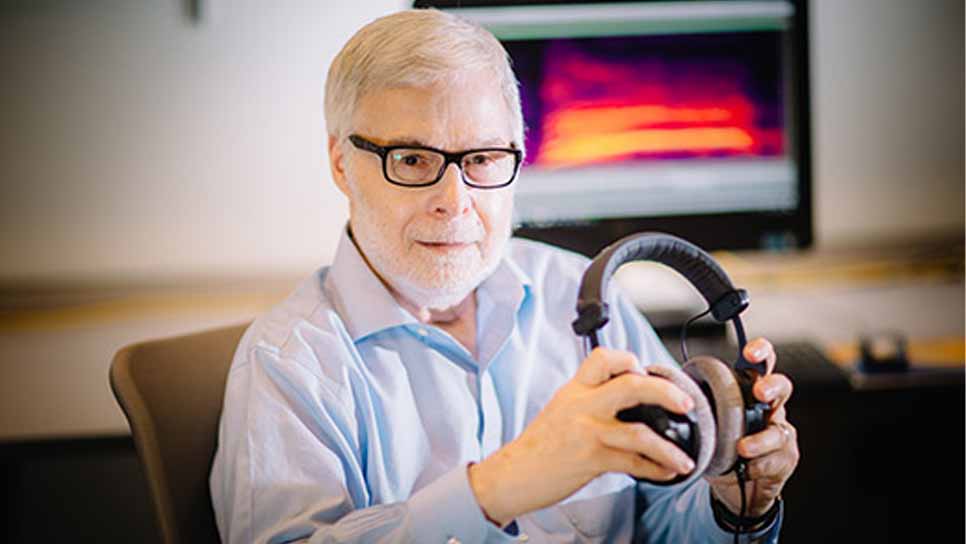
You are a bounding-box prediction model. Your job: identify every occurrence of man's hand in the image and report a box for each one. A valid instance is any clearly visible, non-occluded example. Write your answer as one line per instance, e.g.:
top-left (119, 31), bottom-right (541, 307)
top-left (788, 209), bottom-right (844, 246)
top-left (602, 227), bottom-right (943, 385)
top-left (706, 337), bottom-right (800, 519)
top-left (468, 348), bottom-right (696, 526)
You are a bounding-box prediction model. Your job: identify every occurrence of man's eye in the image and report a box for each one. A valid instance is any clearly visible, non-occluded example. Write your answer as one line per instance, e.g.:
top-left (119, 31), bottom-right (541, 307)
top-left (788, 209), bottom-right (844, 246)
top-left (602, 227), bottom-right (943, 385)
top-left (468, 154), bottom-right (492, 166)
top-left (394, 153), bottom-right (425, 167)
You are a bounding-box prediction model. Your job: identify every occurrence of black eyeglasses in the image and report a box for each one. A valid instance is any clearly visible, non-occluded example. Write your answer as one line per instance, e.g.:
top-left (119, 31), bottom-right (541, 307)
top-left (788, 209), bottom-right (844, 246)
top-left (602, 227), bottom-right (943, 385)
top-left (348, 134), bottom-right (522, 189)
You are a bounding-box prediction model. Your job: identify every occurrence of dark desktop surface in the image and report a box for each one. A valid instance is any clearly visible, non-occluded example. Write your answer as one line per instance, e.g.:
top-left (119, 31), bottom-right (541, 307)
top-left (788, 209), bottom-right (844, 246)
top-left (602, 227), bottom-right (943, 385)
top-left (1, 337), bottom-right (961, 543)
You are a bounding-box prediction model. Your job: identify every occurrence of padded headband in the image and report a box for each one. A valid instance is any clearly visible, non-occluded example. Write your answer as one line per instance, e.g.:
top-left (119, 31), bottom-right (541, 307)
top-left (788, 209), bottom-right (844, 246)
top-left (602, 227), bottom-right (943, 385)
top-left (572, 232), bottom-right (749, 337)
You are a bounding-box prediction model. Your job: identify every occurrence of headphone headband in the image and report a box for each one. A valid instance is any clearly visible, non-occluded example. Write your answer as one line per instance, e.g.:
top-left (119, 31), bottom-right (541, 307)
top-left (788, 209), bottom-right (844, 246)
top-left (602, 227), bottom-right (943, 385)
top-left (572, 232), bottom-right (749, 337)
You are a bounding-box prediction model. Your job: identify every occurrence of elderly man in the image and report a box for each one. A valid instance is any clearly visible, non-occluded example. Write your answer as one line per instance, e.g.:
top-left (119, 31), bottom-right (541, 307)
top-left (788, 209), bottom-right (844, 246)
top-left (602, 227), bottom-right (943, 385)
top-left (211, 8), bottom-right (798, 543)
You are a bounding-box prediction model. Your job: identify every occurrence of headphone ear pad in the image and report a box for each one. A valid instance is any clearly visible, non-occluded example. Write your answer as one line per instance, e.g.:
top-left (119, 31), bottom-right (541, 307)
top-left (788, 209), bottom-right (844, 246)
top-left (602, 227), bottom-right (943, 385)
top-left (682, 356), bottom-right (744, 476)
top-left (645, 363), bottom-right (716, 481)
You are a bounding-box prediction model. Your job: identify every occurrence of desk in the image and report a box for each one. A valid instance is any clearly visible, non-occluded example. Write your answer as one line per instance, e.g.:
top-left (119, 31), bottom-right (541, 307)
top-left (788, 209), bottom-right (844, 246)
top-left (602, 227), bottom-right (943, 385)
top-left (1, 239), bottom-right (962, 441)
top-left (0, 279), bottom-right (296, 441)
top-left (616, 237), bottom-right (964, 374)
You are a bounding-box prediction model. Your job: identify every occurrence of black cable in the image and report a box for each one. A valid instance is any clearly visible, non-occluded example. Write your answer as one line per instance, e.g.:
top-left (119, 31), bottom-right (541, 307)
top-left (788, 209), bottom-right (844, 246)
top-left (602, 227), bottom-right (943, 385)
top-left (679, 307), bottom-right (712, 361)
top-left (735, 461), bottom-right (748, 544)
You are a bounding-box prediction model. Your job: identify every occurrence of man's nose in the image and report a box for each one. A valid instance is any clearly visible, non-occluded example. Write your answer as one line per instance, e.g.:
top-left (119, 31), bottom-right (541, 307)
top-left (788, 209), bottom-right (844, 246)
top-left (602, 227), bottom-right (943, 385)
top-left (430, 163), bottom-right (471, 218)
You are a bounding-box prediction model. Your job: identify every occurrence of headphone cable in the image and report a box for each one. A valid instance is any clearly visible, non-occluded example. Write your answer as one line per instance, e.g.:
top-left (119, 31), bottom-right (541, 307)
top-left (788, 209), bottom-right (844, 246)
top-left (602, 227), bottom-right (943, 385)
top-left (679, 307), bottom-right (712, 361)
top-left (734, 460), bottom-right (748, 544)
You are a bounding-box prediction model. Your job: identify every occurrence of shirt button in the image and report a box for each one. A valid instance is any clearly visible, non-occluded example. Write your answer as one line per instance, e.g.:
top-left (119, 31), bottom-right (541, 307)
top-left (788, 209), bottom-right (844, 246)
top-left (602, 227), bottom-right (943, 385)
top-left (446, 538), bottom-right (461, 544)
top-left (417, 328), bottom-right (429, 337)
top-left (518, 533), bottom-right (529, 542)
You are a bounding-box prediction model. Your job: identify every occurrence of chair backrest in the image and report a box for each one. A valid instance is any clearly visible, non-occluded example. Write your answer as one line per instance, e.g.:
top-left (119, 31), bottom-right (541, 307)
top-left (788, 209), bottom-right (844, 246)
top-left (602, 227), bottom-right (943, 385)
top-left (110, 322), bottom-right (250, 544)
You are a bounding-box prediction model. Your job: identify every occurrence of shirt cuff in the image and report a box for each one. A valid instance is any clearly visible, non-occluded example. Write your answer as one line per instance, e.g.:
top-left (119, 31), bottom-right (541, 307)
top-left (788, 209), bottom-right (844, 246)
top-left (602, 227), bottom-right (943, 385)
top-left (704, 487), bottom-right (784, 544)
top-left (407, 463), bottom-right (519, 544)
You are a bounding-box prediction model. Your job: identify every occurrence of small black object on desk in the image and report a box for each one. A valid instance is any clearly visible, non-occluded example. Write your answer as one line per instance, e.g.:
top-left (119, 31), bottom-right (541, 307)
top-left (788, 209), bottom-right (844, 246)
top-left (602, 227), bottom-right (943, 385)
top-left (857, 331), bottom-right (909, 374)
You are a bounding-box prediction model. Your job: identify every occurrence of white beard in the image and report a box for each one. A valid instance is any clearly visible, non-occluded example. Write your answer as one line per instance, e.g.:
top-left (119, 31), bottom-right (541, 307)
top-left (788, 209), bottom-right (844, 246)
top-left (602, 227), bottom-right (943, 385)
top-left (349, 191), bottom-right (509, 312)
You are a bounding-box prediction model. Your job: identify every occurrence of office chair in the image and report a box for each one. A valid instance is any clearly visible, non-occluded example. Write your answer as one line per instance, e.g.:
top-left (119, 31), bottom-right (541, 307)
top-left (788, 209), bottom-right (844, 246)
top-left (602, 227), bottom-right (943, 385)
top-left (110, 322), bottom-right (250, 544)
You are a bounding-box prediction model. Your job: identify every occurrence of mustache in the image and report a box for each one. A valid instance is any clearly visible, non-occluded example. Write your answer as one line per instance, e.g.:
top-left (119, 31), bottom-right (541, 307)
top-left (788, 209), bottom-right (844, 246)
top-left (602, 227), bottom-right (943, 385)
top-left (409, 220), bottom-right (485, 244)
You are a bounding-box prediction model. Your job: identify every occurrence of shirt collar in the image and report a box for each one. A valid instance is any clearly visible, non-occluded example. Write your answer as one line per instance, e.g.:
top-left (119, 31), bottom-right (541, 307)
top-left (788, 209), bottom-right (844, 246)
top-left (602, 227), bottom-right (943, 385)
top-left (477, 244), bottom-right (532, 313)
top-left (324, 226), bottom-right (533, 343)
top-left (324, 227), bottom-right (415, 342)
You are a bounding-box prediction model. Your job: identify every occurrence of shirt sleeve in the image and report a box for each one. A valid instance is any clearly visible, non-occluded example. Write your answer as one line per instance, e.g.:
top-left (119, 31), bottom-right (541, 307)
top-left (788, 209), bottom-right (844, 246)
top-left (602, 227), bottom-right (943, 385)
top-left (209, 345), bottom-right (518, 544)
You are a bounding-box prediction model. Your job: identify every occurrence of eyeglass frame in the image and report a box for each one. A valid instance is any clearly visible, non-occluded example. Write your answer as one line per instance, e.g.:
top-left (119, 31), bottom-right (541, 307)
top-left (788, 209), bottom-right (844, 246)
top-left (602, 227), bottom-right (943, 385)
top-left (348, 134), bottom-right (523, 189)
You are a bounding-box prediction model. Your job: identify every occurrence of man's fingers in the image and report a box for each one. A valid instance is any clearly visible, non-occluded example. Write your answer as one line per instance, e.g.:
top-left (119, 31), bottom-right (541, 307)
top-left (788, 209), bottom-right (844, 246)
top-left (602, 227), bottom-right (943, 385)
top-left (599, 447), bottom-right (679, 482)
top-left (744, 337), bottom-right (777, 374)
top-left (738, 419), bottom-right (797, 459)
top-left (744, 446), bottom-right (799, 482)
top-left (753, 373), bottom-right (794, 407)
top-left (575, 348), bottom-right (641, 386)
top-left (598, 372), bottom-right (694, 415)
top-left (596, 422), bottom-right (695, 475)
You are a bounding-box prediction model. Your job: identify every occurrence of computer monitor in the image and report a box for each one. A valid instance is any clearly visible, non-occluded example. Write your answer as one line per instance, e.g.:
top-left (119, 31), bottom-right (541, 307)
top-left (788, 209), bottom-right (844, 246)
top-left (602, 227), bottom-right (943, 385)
top-left (419, 0), bottom-right (813, 257)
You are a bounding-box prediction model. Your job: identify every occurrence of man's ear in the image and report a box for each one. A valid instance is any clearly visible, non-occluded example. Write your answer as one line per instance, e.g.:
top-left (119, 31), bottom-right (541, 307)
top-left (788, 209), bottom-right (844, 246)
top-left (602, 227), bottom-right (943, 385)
top-left (328, 134), bottom-right (351, 197)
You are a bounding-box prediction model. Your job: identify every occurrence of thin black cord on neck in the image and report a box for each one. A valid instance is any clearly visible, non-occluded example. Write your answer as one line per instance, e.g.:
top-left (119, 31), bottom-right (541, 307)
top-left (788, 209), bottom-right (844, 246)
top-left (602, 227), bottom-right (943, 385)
top-left (679, 307), bottom-right (712, 361)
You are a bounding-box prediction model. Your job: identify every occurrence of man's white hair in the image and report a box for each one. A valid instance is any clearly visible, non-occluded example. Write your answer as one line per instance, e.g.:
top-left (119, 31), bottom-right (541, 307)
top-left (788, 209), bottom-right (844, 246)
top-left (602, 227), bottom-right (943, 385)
top-left (324, 8), bottom-right (525, 151)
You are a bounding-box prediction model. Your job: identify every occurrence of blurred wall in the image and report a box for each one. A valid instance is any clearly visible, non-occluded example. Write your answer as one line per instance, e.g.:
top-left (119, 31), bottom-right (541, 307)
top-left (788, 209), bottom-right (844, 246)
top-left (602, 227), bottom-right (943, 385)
top-left (810, 0), bottom-right (964, 246)
top-left (0, 0), bottom-right (962, 286)
top-left (0, 0), bottom-right (404, 284)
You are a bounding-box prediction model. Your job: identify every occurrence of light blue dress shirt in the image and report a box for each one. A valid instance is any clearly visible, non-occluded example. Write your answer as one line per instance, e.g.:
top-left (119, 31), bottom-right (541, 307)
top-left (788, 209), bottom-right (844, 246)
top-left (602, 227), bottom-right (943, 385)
top-left (210, 229), bottom-right (781, 543)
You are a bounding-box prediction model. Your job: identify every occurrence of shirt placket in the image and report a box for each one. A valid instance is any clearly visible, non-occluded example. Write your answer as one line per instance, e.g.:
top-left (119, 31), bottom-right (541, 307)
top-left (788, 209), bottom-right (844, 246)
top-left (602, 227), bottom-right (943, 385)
top-left (478, 369), bottom-right (503, 457)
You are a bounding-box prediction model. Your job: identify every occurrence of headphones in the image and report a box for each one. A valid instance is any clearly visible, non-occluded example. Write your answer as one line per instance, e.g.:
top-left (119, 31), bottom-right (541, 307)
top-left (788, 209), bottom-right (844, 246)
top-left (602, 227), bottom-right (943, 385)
top-left (572, 231), bottom-right (772, 487)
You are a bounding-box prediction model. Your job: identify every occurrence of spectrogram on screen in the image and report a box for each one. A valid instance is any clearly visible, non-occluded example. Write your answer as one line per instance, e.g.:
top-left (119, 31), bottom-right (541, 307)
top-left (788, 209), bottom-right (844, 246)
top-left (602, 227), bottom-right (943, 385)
top-left (506, 32), bottom-right (786, 169)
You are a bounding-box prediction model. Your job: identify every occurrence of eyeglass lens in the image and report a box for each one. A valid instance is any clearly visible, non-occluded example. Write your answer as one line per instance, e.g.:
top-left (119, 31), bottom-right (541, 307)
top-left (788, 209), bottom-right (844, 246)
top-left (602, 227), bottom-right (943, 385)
top-left (388, 149), bottom-right (516, 186)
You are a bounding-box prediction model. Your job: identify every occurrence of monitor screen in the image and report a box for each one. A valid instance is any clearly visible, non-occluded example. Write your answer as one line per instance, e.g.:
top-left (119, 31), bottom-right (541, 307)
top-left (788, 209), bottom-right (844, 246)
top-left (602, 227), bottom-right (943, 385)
top-left (430, 0), bottom-right (812, 256)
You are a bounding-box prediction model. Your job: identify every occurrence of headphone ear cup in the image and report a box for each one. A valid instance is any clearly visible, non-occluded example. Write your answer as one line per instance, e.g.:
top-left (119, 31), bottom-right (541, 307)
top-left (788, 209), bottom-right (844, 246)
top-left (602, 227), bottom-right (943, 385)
top-left (645, 364), bottom-right (716, 481)
top-left (682, 356), bottom-right (744, 476)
